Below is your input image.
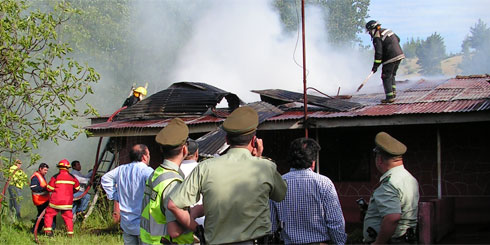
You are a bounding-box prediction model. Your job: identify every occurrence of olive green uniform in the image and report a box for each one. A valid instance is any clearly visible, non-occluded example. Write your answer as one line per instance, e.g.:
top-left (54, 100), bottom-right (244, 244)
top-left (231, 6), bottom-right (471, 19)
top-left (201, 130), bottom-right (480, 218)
top-left (170, 148), bottom-right (287, 244)
top-left (363, 165), bottom-right (419, 242)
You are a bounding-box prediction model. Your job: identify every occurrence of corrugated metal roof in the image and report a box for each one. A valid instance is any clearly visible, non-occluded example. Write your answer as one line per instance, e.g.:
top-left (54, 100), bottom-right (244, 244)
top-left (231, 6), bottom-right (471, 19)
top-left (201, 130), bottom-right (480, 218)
top-left (196, 101), bottom-right (283, 157)
top-left (114, 82), bottom-right (242, 121)
top-left (251, 89), bottom-right (363, 111)
top-left (85, 115), bottom-right (224, 131)
top-left (86, 75), bottom-right (490, 134)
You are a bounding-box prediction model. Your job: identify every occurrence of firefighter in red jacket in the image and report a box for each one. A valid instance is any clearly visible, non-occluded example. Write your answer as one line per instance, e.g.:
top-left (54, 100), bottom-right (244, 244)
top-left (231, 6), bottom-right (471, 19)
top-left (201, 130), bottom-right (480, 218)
top-left (30, 163), bottom-right (50, 232)
top-left (44, 159), bottom-right (80, 236)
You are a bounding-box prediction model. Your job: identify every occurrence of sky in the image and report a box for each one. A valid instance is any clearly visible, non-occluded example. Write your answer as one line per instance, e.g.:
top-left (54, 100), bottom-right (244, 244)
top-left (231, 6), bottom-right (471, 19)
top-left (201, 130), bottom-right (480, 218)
top-left (362, 0), bottom-right (490, 54)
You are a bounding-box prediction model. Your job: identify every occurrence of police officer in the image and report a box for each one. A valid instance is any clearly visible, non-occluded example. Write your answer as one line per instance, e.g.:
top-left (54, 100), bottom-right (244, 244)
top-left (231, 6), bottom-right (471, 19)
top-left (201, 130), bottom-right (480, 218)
top-left (363, 132), bottom-right (419, 244)
top-left (366, 20), bottom-right (405, 104)
top-left (140, 118), bottom-right (196, 244)
top-left (167, 106), bottom-right (287, 244)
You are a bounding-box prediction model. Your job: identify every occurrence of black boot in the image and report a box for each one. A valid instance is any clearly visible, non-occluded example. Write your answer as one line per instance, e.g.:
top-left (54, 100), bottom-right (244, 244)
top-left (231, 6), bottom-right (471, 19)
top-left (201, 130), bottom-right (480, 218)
top-left (381, 95), bottom-right (395, 103)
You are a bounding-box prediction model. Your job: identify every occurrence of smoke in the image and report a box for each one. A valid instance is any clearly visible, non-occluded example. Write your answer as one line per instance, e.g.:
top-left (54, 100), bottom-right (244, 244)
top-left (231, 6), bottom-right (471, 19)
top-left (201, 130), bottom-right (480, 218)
top-left (29, 0), bottom-right (396, 174)
top-left (170, 0), bottom-right (382, 102)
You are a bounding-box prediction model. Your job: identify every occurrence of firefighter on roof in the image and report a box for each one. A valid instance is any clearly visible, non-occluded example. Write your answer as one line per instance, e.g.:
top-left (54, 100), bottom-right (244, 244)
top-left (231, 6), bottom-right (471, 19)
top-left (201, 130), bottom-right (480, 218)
top-left (44, 159), bottom-right (80, 237)
top-left (123, 86), bottom-right (147, 107)
top-left (366, 20), bottom-right (405, 104)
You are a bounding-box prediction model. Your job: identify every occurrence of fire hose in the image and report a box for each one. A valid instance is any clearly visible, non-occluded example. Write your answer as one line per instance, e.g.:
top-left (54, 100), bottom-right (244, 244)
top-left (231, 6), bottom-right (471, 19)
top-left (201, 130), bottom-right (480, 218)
top-left (0, 168), bottom-right (20, 220)
top-left (34, 106), bottom-right (127, 243)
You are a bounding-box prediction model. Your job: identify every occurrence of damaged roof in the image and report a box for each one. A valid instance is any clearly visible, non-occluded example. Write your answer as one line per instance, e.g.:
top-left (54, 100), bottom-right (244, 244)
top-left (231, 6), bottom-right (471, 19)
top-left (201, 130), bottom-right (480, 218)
top-left (196, 101), bottom-right (283, 157)
top-left (251, 89), bottom-right (363, 111)
top-left (86, 75), bottom-right (490, 137)
top-left (114, 82), bottom-right (242, 121)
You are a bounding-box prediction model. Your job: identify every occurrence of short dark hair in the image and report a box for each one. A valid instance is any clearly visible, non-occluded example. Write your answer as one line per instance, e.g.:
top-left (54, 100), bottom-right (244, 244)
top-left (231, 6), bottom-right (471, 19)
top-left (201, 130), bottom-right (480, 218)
top-left (39, 163), bottom-right (49, 170)
top-left (226, 132), bottom-right (255, 147)
top-left (373, 147), bottom-right (402, 162)
top-left (161, 145), bottom-right (184, 159)
top-left (130, 144), bottom-right (149, 162)
top-left (71, 160), bottom-right (80, 167)
top-left (289, 137), bottom-right (321, 169)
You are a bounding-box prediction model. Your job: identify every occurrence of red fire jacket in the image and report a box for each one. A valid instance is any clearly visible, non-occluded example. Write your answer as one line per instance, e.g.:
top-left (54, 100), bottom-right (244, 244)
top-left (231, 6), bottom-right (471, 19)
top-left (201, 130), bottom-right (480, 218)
top-left (30, 171), bottom-right (49, 206)
top-left (46, 169), bottom-right (80, 210)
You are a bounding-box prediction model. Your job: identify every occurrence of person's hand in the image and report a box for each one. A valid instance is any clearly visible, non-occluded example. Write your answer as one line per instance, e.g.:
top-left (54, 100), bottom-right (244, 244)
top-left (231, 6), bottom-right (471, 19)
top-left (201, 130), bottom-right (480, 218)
top-left (252, 138), bottom-right (263, 157)
top-left (371, 66), bottom-right (378, 73)
top-left (190, 205), bottom-right (204, 219)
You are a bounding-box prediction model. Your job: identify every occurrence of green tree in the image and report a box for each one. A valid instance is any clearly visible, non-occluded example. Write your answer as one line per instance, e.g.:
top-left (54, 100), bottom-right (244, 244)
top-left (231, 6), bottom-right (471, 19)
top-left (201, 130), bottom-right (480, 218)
top-left (460, 19), bottom-right (490, 75)
top-left (403, 37), bottom-right (421, 59)
top-left (273, 0), bottom-right (369, 46)
top-left (416, 32), bottom-right (446, 75)
top-left (0, 0), bottom-right (99, 167)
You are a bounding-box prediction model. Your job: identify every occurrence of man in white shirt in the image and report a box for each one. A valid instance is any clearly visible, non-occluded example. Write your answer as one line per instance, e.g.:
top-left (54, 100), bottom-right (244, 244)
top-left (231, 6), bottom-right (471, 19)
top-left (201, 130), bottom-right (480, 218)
top-left (71, 160), bottom-right (92, 218)
top-left (178, 139), bottom-right (204, 226)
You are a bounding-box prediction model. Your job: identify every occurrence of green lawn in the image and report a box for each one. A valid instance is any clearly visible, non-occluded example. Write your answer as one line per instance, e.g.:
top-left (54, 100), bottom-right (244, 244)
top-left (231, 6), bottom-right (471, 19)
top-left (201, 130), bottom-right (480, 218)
top-left (0, 190), bottom-right (123, 245)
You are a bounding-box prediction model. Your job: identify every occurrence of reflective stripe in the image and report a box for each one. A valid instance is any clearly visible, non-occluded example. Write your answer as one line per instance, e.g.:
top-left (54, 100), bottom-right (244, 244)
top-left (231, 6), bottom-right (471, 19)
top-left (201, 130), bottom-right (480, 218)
top-left (31, 171), bottom-right (47, 188)
top-left (150, 171), bottom-right (181, 187)
top-left (49, 203), bottom-right (73, 210)
top-left (383, 54), bottom-right (405, 65)
top-left (47, 185), bottom-right (55, 190)
top-left (44, 227), bottom-right (52, 231)
top-left (75, 186), bottom-right (80, 190)
top-left (374, 59), bottom-right (382, 64)
top-left (67, 231), bottom-right (74, 234)
top-left (140, 215), bottom-right (167, 237)
top-left (55, 180), bottom-right (75, 185)
top-left (386, 92), bottom-right (394, 96)
top-left (32, 191), bottom-right (48, 195)
top-left (381, 29), bottom-right (394, 41)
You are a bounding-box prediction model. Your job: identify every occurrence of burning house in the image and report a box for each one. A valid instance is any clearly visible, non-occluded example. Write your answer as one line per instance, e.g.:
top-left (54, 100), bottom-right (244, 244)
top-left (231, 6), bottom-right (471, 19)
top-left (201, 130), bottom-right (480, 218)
top-left (86, 75), bottom-right (490, 243)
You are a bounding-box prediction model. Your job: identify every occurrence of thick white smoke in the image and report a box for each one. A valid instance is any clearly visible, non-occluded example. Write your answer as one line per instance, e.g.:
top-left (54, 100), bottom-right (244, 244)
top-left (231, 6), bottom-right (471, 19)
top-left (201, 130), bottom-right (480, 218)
top-left (170, 0), bottom-right (382, 102)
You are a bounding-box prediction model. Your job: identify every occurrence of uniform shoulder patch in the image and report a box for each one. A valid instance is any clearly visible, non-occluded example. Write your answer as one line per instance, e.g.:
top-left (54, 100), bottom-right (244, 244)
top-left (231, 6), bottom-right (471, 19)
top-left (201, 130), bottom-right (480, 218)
top-left (381, 175), bottom-right (391, 183)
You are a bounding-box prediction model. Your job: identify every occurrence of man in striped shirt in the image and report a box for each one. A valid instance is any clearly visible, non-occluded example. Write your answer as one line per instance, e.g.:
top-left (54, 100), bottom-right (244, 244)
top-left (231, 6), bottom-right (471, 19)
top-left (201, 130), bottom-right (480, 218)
top-left (271, 138), bottom-right (347, 244)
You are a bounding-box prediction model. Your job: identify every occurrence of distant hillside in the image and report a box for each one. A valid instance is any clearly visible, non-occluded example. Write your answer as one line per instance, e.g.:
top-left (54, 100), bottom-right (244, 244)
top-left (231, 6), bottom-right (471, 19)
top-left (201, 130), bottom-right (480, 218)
top-left (398, 55), bottom-right (463, 78)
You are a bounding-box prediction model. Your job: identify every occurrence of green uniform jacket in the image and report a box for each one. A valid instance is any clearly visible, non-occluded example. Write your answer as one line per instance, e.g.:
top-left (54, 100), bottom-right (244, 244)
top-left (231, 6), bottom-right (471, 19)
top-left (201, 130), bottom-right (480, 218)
top-left (171, 148), bottom-right (287, 244)
top-left (140, 160), bottom-right (193, 244)
top-left (363, 165), bottom-right (419, 242)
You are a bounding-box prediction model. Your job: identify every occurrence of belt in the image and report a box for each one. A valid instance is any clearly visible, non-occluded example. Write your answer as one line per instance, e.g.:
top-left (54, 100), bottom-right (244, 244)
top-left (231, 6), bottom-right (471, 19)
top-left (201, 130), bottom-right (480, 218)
top-left (228, 235), bottom-right (271, 245)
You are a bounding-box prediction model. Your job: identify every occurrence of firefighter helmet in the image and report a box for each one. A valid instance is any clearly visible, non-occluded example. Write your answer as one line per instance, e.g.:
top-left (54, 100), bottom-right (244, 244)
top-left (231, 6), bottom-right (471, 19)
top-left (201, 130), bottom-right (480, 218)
top-left (57, 159), bottom-right (71, 168)
top-left (365, 20), bottom-right (380, 31)
top-left (134, 87), bottom-right (147, 96)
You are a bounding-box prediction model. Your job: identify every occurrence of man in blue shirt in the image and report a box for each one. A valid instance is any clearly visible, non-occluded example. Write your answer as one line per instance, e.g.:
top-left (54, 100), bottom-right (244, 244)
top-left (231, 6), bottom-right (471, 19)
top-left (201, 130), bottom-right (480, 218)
top-left (102, 144), bottom-right (154, 245)
top-left (270, 138), bottom-right (347, 244)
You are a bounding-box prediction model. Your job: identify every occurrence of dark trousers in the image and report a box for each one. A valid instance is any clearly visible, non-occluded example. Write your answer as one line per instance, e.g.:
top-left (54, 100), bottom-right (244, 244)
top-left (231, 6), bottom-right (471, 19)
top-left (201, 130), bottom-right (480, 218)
top-left (34, 202), bottom-right (47, 232)
top-left (381, 60), bottom-right (401, 98)
top-left (8, 186), bottom-right (21, 219)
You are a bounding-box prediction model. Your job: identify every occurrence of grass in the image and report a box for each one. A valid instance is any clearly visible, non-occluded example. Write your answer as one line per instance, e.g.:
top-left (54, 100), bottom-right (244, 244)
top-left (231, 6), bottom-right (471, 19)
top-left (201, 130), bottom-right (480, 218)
top-left (0, 189), bottom-right (124, 245)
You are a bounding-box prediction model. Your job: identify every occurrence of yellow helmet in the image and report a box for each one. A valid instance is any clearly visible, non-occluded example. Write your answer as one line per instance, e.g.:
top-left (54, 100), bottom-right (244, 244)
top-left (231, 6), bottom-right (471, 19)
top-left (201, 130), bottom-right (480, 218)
top-left (134, 87), bottom-right (147, 96)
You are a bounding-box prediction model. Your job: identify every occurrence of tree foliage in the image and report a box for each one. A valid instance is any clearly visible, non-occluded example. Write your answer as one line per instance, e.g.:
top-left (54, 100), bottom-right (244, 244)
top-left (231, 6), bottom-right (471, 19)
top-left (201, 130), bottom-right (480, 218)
top-left (273, 0), bottom-right (370, 47)
top-left (402, 37), bottom-right (421, 59)
top-left (460, 19), bottom-right (490, 75)
top-left (415, 32), bottom-right (446, 75)
top-left (0, 0), bottom-right (99, 166)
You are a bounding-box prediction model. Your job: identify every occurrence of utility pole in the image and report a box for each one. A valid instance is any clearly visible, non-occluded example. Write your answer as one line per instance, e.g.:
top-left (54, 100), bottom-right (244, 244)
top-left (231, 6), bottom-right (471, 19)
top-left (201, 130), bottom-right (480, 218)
top-left (301, 0), bottom-right (308, 138)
